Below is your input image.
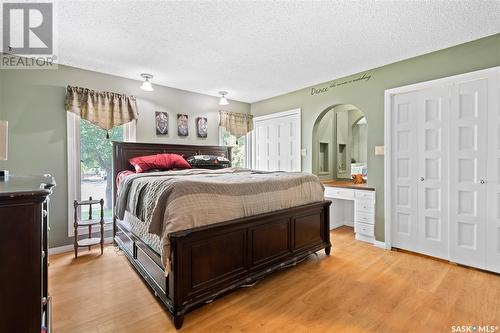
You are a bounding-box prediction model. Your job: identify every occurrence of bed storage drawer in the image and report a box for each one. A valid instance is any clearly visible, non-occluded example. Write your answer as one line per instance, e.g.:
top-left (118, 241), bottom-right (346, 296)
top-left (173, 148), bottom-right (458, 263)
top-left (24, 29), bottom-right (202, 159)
top-left (136, 244), bottom-right (167, 293)
top-left (115, 226), bottom-right (134, 256)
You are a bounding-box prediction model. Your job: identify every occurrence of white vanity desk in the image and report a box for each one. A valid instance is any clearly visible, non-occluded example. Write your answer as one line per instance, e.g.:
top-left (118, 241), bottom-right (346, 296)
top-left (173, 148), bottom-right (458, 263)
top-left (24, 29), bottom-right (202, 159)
top-left (323, 182), bottom-right (376, 244)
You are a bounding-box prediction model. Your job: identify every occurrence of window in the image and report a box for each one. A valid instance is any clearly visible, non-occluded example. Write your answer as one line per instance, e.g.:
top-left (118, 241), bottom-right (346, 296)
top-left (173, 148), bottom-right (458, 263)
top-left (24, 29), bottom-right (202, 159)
top-left (67, 113), bottom-right (135, 236)
top-left (79, 119), bottom-right (124, 220)
top-left (219, 128), bottom-right (247, 168)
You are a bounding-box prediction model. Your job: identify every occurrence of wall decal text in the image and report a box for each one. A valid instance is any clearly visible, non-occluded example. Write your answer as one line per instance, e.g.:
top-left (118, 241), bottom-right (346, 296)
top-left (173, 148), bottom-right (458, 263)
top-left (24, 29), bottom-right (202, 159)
top-left (311, 73), bottom-right (372, 96)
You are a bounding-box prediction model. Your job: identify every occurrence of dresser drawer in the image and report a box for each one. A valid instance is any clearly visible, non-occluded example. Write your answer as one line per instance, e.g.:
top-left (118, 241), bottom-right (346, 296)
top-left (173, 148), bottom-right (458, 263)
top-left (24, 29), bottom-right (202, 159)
top-left (355, 190), bottom-right (375, 200)
top-left (324, 187), bottom-right (354, 199)
top-left (356, 211), bottom-right (374, 225)
top-left (355, 199), bottom-right (375, 213)
top-left (355, 222), bottom-right (374, 237)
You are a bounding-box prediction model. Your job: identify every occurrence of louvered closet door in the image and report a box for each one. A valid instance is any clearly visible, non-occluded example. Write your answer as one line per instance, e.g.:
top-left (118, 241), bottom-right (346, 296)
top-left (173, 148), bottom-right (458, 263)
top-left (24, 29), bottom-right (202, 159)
top-left (449, 78), bottom-right (488, 269)
top-left (486, 73), bottom-right (500, 273)
top-left (416, 87), bottom-right (449, 259)
top-left (391, 92), bottom-right (419, 252)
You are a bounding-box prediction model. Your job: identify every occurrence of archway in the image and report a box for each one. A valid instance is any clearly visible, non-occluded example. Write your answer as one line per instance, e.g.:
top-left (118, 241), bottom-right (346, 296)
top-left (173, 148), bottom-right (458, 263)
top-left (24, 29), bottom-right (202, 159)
top-left (312, 104), bottom-right (367, 181)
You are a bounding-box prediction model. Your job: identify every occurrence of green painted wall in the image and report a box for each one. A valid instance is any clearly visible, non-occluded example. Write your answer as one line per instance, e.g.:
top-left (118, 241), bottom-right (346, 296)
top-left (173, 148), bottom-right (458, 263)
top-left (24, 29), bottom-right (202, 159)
top-left (0, 64), bottom-right (249, 248)
top-left (251, 34), bottom-right (500, 242)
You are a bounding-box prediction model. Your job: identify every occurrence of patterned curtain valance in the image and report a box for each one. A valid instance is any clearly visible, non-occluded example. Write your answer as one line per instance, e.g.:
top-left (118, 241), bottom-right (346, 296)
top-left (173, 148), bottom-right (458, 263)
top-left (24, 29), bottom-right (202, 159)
top-left (218, 111), bottom-right (253, 138)
top-left (65, 86), bottom-right (138, 132)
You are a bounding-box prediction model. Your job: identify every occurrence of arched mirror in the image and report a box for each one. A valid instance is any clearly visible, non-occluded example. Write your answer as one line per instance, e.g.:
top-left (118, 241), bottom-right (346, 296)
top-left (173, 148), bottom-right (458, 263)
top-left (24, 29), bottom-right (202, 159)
top-left (312, 104), bottom-right (368, 182)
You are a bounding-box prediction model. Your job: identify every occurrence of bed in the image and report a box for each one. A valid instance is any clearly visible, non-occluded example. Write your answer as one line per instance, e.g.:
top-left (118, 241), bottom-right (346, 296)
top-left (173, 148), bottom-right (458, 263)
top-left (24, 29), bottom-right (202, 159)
top-left (112, 142), bottom-right (331, 329)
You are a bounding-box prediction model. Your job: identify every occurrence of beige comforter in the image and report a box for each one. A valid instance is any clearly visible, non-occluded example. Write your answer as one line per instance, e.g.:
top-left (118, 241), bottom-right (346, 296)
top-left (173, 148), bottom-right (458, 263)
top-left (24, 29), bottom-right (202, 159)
top-left (115, 168), bottom-right (325, 271)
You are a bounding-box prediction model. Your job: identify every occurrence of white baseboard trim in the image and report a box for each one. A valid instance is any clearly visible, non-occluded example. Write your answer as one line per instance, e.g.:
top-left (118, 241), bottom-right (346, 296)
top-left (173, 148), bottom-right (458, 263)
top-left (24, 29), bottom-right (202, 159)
top-left (355, 233), bottom-right (374, 244)
top-left (373, 240), bottom-right (389, 249)
top-left (49, 236), bottom-right (114, 255)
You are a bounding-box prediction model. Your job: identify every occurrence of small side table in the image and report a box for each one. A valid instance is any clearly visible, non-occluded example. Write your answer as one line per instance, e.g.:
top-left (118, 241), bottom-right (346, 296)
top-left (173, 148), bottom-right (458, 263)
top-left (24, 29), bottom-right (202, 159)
top-left (73, 197), bottom-right (104, 258)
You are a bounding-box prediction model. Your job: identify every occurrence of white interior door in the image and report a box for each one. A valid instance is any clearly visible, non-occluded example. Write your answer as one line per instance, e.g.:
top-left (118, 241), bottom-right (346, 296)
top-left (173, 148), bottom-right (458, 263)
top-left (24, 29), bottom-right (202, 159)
top-left (416, 87), bottom-right (449, 259)
top-left (486, 74), bottom-right (500, 273)
top-left (252, 109), bottom-right (301, 172)
top-left (449, 78), bottom-right (488, 269)
top-left (391, 92), bottom-right (419, 252)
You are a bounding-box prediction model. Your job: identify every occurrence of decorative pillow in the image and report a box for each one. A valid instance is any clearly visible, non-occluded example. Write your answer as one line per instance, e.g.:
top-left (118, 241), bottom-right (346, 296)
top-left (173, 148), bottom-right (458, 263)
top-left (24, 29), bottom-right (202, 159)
top-left (186, 155), bottom-right (231, 169)
top-left (129, 153), bottom-right (191, 173)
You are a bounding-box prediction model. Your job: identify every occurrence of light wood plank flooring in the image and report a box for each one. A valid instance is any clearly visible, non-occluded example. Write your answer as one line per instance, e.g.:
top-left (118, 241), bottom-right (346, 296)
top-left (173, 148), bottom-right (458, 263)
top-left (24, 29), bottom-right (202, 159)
top-left (49, 227), bottom-right (499, 332)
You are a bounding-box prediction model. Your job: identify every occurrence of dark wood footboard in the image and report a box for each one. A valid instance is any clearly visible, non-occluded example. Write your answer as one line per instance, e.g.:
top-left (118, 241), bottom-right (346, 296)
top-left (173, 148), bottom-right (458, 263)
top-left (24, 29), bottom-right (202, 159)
top-left (114, 200), bottom-right (331, 329)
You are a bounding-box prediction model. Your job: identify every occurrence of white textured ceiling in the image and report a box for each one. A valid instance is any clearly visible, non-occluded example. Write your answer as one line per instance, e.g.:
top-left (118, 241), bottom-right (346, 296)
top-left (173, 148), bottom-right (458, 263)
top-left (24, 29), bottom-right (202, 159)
top-left (55, 0), bottom-right (500, 103)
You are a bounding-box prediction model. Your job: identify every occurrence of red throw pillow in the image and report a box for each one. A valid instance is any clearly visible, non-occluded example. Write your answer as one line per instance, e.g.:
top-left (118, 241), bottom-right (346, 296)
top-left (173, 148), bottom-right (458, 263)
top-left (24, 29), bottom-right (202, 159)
top-left (129, 153), bottom-right (191, 173)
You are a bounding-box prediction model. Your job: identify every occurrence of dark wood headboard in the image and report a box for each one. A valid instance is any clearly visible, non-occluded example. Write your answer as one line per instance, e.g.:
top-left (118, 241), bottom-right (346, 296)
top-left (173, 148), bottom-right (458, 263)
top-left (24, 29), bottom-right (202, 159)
top-left (112, 141), bottom-right (232, 200)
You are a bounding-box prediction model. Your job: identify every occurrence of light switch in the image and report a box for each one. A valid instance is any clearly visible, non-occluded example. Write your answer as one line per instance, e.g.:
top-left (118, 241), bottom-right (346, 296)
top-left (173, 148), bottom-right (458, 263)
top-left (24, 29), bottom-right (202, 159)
top-left (375, 146), bottom-right (385, 155)
top-left (301, 148), bottom-right (307, 157)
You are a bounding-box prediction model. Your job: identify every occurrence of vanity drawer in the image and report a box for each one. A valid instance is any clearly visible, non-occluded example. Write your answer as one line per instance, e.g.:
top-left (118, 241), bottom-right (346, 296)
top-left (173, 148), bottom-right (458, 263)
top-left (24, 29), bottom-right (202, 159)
top-left (355, 199), bottom-right (375, 213)
top-left (324, 187), bottom-right (354, 199)
top-left (355, 190), bottom-right (375, 200)
top-left (355, 222), bottom-right (374, 237)
top-left (356, 211), bottom-right (374, 225)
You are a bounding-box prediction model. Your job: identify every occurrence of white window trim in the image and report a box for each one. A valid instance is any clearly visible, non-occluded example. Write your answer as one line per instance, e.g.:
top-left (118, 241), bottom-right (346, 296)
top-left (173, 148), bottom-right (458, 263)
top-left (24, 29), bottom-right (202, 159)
top-left (67, 113), bottom-right (136, 237)
top-left (218, 127), bottom-right (251, 168)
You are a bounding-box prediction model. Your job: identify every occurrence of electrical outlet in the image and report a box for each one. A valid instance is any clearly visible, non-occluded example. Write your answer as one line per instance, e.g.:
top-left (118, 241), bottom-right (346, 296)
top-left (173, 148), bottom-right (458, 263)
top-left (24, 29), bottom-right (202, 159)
top-left (375, 146), bottom-right (384, 155)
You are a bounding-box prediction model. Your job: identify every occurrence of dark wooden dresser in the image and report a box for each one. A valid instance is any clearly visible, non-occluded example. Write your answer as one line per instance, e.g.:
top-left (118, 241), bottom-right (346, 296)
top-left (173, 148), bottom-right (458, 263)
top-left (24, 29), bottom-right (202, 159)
top-left (0, 175), bottom-right (55, 333)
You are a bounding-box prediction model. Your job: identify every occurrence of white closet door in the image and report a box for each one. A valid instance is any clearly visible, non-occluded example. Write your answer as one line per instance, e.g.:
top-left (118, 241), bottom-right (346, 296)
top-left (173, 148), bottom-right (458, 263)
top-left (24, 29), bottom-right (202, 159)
top-left (449, 78), bottom-right (489, 268)
top-left (255, 124), bottom-right (269, 171)
top-left (391, 92), bottom-right (419, 252)
top-left (416, 87), bottom-right (449, 259)
top-left (486, 74), bottom-right (500, 273)
top-left (253, 109), bottom-right (301, 172)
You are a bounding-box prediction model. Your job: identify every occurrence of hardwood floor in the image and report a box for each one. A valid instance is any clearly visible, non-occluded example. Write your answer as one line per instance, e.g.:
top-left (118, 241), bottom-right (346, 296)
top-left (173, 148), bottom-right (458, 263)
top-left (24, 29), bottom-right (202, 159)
top-left (49, 226), bottom-right (499, 332)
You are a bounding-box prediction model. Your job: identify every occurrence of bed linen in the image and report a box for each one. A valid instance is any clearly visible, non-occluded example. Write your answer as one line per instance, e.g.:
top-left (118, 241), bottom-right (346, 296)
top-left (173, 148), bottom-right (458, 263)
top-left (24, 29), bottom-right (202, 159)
top-left (115, 168), bottom-right (325, 271)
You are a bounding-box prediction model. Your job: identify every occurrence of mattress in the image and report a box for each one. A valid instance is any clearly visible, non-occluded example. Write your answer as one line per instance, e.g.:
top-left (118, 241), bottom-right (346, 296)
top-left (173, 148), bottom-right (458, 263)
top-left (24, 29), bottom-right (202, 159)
top-left (115, 168), bottom-right (325, 271)
top-left (122, 211), bottom-right (162, 255)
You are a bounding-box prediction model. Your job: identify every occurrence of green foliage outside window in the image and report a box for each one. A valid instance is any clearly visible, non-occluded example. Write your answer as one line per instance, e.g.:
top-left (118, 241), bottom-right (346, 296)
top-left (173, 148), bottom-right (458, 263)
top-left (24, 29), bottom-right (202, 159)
top-left (222, 130), bottom-right (246, 168)
top-left (80, 119), bottom-right (123, 213)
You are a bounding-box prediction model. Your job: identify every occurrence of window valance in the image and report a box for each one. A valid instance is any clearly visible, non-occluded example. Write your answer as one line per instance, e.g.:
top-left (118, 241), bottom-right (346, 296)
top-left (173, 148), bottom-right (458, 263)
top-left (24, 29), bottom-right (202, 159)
top-left (65, 86), bottom-right (138, 133)
top-left (219, 111), bottom-right (253, 138)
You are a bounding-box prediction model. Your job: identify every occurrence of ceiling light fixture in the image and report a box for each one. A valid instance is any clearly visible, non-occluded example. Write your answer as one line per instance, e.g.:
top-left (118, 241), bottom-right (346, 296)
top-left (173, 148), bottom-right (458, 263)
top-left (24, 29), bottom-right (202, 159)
top-left (218, 91), bottom-right (229, 105)
top-left (140, 73), bottom-right (154, 91)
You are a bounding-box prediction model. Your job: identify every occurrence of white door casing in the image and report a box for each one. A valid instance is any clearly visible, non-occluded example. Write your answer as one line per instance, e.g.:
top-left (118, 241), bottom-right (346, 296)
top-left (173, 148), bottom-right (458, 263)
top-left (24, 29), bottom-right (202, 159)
top-left (486, 73), bottom-right (500, 273)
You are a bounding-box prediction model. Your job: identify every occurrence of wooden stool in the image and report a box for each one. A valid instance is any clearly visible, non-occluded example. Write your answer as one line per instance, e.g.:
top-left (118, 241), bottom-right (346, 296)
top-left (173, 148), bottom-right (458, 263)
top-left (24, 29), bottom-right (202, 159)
top-left (73, 197), bottom-right (104, 258)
